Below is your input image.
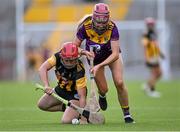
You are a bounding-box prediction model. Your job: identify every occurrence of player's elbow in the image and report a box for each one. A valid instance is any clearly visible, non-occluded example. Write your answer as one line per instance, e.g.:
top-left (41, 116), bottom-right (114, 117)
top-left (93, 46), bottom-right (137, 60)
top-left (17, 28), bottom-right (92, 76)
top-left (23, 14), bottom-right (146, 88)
top-left (115, 54), bottom-right (119, 60)
top-left (38, 66), bottom-right (42, 75)
top-left (112, 53), bottom-right (119, 61)
top-left (38, 68), bottom-right (43, 78)
top-left (38, 65), bottom-right (46, 75)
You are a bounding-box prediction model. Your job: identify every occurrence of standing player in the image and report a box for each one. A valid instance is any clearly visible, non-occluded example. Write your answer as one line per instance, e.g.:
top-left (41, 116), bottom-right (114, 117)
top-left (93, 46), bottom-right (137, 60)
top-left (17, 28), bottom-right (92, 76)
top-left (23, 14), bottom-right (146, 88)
top-left (74, 3), bottom-right (134, 123)
top-left (37, 42), bottom-right (87, 123)
top-left (141, 17), bottom-right (165, 98)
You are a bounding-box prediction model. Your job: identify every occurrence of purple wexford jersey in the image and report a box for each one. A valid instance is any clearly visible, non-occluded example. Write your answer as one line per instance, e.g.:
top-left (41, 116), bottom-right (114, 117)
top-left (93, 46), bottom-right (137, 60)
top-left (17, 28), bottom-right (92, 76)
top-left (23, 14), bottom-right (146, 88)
top-left (76, 15), bottom-right (120, 65)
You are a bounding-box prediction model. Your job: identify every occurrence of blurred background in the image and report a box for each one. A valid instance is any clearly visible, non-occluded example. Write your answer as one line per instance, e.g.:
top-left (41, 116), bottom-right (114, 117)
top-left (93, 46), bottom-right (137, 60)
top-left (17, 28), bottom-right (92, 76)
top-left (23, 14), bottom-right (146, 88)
top-left (0, 0), bottom-right (180, 81)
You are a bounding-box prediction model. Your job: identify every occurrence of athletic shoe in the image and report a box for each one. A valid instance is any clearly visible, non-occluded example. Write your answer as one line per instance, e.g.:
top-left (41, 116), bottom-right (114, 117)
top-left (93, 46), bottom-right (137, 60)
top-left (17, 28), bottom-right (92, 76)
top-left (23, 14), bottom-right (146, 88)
top-left (148, 91), bottom-right (161, 98)
top-left (124, 115), bottom-right (135, 123)
top-left (142, 83), bottom-right (161, 98)
top-left (99, 95), bottom-right (107, 111)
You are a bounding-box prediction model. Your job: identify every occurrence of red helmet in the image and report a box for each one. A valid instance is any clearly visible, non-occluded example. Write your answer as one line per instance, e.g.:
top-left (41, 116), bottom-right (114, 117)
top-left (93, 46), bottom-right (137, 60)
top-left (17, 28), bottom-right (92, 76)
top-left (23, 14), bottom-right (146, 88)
top-left (60, 42), bottom-right (78, 59)
top-left (92, 3), bottom-right (110, 34)
top-left (60, 42), bottom-right (79, 69)
top-left (145, 17), bottom-right (155, 25)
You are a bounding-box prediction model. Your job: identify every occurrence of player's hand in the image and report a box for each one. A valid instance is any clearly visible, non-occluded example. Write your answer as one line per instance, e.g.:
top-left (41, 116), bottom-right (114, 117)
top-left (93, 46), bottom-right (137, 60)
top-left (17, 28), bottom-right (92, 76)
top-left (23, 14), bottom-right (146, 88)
top-left (44, 87), bottom-right (53, 95)
top-left (82, 50), bottom-right (94, 60)
top-left (160, 53), bottom-right (165, 60)
top-left (90, 64), bottom-right (100, 77)
top-left (79, 117), bottom-right (88, 124)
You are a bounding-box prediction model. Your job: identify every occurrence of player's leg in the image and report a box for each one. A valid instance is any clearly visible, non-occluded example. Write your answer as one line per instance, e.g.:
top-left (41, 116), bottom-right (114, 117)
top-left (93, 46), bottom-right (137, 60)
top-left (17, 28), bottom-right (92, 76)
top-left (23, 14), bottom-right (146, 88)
top-left (109, 54), bottom-right (134, 123)
top-left (37, 93), bottom-right (65, 112)
top-left (94, 66), bottom-right (108, 111)
top-left (61, 100), bottom-right (80, 124)
top-left (150, 65), bottom-right (162, 87)
top-left (146, 65), bottom-right (162, 97)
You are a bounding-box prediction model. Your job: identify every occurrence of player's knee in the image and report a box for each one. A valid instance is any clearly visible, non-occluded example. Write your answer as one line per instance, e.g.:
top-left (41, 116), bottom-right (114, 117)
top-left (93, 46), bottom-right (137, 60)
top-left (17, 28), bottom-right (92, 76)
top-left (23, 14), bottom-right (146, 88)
top-left (99, 87), bottom-right (108, 95)
top-left (61, 118), bottom-right (71, 124)
top-left (158, 70), bottom-right (162, 77)
top-left (155, 71), bottom-right (162, 79)
top-left (114, 80), bottom-right (123, 89)
top-left (37, 102), bottom-right (48, 111)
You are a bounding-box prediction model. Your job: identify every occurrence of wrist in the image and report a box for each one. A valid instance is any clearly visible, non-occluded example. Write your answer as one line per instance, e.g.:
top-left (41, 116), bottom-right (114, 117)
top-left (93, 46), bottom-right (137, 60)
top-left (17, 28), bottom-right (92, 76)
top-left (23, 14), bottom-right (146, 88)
top-left (44, 84), bottom-right (50, 88)
top-left (80, 49), bottom-right (86, 55)
top-left (78, 48), bottom-right (84, 55)
top-left (98, 63), bottom-right (103, 68)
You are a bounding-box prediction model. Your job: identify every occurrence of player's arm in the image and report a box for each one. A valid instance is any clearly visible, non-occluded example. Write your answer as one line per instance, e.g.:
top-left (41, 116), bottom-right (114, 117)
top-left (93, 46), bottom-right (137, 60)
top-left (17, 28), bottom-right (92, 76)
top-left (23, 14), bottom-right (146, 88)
top-left (99, 40), bottom-right (120, 67)
top-left (76, 69), bottom-right (87, 108)
top-left (74, 37), bottom-right (82, 47)
top-left (141, 37), bottom-right (149, 47)
top-left (74, 37), bottom-right (86, 56)
top-left (77, 87), bottom-right (87, 108)
top-left (153, 40), bottom-right (165, 59)
top-left (159, 51), bottom-right (165, 59)
top-left (74, 35), bottom-right (84, 55)
top-left (74, 22), bottom-right (94, 59)
top-left (38, 55), bottom-right (56, 93)
top-left (74, 37), bottom-right (94, 59)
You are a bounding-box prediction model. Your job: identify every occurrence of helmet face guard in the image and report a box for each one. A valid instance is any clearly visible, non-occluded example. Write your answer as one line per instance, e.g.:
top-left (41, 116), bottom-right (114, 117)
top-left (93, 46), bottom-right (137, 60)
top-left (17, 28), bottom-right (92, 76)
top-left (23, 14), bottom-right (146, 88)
top-left (60, 42), bottom-right (78, 69)
top-left (61, 58), bottom-right (78, 69)
top-left (92, 14), bottom-right (109, 34)
top-left (92, 3), bottom-right (110, 35)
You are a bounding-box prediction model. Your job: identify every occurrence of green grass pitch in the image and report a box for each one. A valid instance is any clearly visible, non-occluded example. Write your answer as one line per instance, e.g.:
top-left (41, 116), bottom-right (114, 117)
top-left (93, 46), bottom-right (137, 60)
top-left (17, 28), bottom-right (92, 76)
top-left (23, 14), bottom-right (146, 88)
top-left (0, 80), bottom-right (180, 131)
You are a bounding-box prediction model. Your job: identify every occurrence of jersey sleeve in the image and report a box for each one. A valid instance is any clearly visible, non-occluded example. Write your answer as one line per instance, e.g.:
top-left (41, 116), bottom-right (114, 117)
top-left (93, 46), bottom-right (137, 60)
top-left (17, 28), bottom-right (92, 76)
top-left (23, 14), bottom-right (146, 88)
top-left (47, 55), bottom-right (56, 66)
top-left (141, 34), bottom-right (149, 47)
top-left (76, 24), bottom-right (87, 41)
top-left (111, 24), bottom-right (119, 41)
top-left (76, 77), bottom-right (87, 89)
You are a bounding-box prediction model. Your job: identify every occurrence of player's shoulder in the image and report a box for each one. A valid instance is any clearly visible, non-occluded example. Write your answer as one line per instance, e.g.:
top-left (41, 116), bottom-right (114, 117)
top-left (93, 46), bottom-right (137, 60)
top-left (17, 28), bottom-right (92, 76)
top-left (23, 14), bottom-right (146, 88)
top-left (77, 14), bottom-right (92, 29)
top-left (109, 20), bottom-right (116, 25)
top-left (108, 20), bottom-right (117, 30)
top-left (79, 14), bottom-right (92, 24)
top-left (54, 51), bottom-right (60, 58)
top-left (54, 51), bottom-right (63, 65)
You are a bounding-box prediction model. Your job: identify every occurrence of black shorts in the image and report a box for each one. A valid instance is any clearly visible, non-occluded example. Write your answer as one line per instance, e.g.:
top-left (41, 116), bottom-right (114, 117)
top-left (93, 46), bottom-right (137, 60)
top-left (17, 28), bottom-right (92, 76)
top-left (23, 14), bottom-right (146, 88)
top-left (146, 62), bottom-right (160, 68)
top-left (54, 86), bottom-right (79, 101)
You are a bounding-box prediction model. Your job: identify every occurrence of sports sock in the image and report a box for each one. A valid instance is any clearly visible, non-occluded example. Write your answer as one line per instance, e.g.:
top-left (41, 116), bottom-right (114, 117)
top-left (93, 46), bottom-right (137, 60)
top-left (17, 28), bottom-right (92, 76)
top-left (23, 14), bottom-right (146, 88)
top-left (150, 86), bottom-right (155, 91)
top-left (122, 106), bottom-right (130, 116)
top-left (147, 83), bottom-right (155, 91)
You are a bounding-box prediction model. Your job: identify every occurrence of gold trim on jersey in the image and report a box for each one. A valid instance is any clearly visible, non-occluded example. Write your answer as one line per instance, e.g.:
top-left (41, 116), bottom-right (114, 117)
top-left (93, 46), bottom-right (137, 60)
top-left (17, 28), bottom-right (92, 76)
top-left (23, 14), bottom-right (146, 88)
top-left (84, 19), bottom-right (114, 44)
top-left (47, 55), bottom-right (56, 66)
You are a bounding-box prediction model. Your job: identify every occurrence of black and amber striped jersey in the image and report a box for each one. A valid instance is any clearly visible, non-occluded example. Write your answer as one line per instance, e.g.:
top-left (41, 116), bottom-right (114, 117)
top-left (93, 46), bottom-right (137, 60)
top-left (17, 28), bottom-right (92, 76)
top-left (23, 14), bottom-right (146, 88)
top-left (142, 30), bottom-right (160, 64)
top-left (47, 52), bottom-right (86, 92)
